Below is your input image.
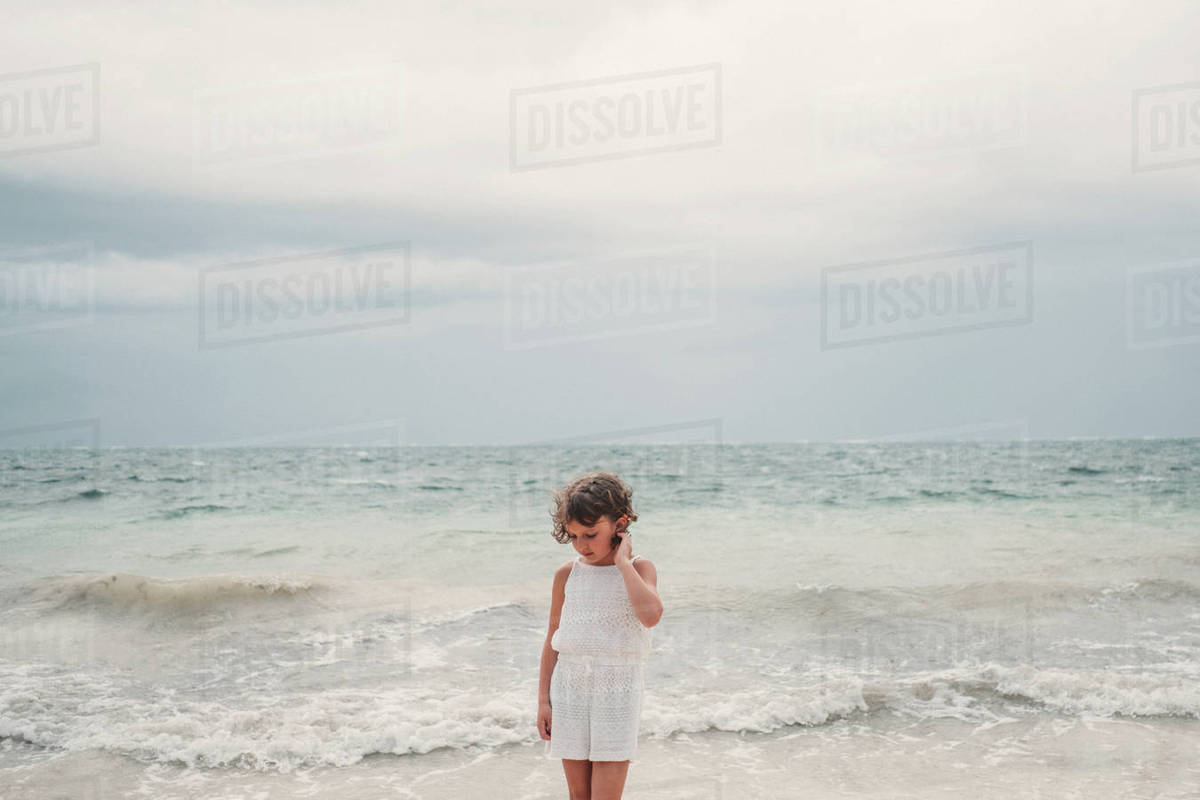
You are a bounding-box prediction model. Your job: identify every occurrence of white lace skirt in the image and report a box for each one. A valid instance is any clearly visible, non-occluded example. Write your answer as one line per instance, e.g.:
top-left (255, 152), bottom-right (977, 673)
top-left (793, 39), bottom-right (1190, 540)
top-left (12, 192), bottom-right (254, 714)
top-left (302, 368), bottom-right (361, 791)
top-left (545, 653), bottom-right (645, 762)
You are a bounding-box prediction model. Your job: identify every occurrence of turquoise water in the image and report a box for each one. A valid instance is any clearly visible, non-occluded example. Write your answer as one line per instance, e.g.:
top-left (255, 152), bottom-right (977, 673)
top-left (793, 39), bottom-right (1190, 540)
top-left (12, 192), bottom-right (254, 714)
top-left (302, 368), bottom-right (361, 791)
top-left (0, 441), bottom-right (1197, 788)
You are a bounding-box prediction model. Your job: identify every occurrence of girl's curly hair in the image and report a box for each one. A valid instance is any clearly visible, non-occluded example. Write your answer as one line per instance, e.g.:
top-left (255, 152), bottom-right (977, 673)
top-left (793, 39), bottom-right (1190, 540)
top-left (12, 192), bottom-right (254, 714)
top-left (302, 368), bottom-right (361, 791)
top-left (550, 471), bottom-right (638, 544)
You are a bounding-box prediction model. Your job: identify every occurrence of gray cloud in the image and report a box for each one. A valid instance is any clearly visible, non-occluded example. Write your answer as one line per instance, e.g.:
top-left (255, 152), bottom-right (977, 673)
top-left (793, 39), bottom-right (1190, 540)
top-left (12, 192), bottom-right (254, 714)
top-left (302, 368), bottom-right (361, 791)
top-left (1, 0), bottom-right (1197, 443)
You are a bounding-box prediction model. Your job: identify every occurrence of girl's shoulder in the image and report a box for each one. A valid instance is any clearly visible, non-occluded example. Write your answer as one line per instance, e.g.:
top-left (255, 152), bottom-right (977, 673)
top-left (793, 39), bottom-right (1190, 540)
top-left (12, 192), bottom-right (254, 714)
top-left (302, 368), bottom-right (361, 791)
top-left (551, 559), bottom-right (575, 598)
top-left (631, 555), bottom-right (656, 572)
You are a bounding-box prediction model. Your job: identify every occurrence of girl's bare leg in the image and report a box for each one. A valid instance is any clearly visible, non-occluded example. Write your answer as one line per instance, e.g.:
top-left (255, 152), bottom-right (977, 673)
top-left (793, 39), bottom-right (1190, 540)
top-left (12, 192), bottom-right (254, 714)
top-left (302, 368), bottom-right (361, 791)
top-left (590, 760), bottom-right (630, 800)
top-left (561, 758), bottom-right (592, 799)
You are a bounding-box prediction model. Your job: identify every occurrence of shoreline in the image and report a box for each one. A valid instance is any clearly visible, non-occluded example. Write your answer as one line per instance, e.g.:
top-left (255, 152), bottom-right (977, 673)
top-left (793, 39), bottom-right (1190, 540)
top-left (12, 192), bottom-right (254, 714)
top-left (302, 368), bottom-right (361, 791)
top-left (3, 713), bottom-right (1196, 799)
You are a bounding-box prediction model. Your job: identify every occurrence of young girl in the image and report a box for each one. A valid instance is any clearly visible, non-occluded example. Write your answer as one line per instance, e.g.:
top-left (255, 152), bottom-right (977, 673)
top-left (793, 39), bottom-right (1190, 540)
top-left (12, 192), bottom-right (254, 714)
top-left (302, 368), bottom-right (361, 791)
top-left (537, 472), bottom-right (663, 800)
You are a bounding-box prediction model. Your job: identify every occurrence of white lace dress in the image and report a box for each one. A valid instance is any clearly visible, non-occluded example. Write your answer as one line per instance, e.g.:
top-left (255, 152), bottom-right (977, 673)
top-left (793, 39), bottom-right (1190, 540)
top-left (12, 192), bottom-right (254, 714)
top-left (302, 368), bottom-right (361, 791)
top-left (546, 554), bottom-right (653, 761)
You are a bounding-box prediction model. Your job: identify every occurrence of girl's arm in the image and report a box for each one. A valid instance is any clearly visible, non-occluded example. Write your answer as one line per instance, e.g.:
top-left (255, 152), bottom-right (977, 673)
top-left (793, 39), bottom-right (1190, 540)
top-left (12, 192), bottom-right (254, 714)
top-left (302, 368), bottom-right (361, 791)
top-left (539, 561), bottom-right (571, 703)
top-left (619, 558), bottom-right (663, 628)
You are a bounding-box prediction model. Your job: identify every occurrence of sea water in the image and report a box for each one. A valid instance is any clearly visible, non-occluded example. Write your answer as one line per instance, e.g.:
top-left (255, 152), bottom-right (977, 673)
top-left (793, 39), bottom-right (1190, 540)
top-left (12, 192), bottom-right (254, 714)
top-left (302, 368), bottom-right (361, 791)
top-left (0, 441), bottom-right (1197, 798)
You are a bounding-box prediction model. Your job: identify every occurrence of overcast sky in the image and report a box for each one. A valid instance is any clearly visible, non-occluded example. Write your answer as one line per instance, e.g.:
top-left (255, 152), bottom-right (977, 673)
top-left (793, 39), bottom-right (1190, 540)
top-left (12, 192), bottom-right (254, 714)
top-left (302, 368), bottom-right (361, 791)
top-left (1, 0), bottom-right (1197, 446)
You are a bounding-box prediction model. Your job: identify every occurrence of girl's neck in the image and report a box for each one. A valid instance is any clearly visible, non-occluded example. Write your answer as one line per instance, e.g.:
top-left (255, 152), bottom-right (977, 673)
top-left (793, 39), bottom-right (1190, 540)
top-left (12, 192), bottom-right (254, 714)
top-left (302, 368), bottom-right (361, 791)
top-left (579, 554), bottom-right (632, 567)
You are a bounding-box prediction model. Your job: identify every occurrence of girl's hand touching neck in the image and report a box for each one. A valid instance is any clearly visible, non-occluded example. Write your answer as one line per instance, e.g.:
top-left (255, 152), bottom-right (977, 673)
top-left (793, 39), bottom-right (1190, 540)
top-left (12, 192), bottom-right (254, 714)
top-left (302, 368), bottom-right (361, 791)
top-left (612, 525), bottom-right (634, 566)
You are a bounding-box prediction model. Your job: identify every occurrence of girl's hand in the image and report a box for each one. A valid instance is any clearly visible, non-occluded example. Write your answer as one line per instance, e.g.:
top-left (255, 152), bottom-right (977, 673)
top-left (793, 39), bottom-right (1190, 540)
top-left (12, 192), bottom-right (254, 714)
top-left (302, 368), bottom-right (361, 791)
top-left (614, 527), bottom-right (634, 565)
top-left (537, 700), bottom-right (552, 741)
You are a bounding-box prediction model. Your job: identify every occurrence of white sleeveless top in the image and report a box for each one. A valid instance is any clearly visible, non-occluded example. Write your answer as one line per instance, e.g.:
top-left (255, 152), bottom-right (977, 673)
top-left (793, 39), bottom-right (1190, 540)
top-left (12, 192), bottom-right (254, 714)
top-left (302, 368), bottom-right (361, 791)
top-left (550, 555), bottom-right (652, 660)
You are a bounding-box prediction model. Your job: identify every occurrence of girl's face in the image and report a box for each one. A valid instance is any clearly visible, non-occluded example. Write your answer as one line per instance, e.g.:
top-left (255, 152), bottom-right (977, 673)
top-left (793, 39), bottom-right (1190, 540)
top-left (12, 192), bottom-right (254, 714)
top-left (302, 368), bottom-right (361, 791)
top-left (564, 514), bottom-right (625, 562)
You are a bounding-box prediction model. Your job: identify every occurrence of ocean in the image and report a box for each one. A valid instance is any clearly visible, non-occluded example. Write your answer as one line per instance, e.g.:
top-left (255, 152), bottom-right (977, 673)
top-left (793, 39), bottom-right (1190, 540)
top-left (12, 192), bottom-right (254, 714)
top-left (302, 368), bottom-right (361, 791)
top-left (0, 440), bottom-right (1197, 798)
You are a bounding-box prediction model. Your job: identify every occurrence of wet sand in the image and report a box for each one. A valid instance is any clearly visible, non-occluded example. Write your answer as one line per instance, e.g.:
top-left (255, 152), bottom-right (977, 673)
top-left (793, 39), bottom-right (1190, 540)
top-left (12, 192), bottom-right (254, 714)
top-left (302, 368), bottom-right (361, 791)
top-left (3, 712), bottom-right (1196, 799)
